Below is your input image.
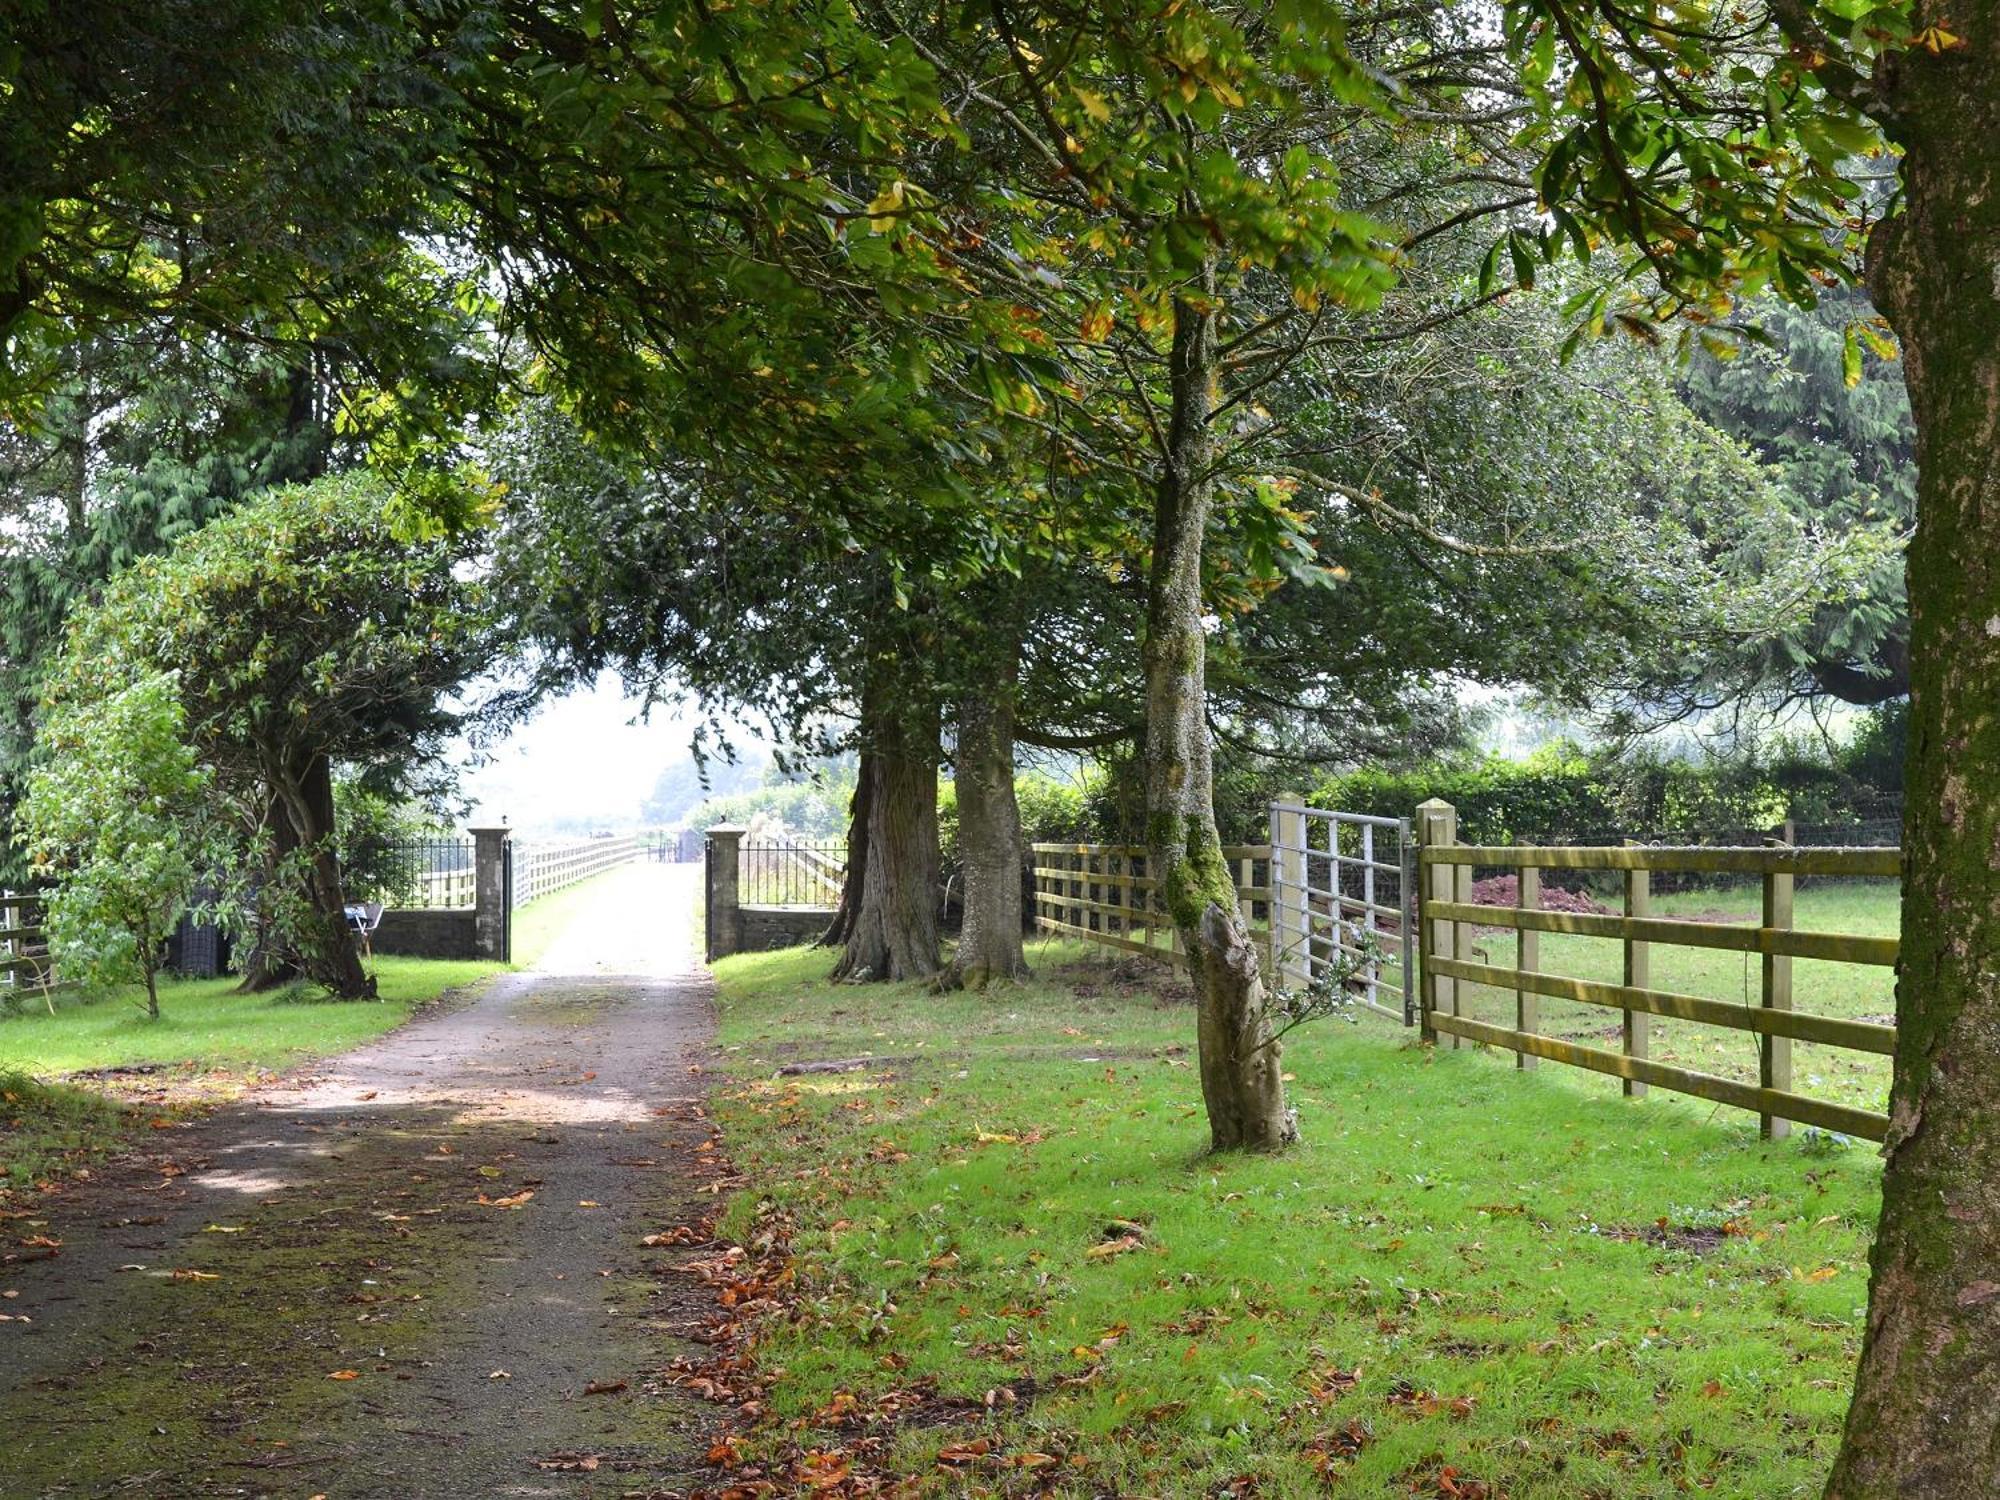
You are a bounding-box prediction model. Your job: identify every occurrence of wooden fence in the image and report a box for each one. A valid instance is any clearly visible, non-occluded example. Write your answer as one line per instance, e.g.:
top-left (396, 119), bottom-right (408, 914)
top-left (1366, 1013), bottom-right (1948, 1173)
top-left (1414, 798), bottom-right (1898, 1142)
top-left (512, 835), bottom-right (644, 907)
top-left (1031, 842), bottom-right (1270, 972)
top-left (0, 892), bottom-right (52, 1006)
top-left (412, 861), bottom-right (478, 909)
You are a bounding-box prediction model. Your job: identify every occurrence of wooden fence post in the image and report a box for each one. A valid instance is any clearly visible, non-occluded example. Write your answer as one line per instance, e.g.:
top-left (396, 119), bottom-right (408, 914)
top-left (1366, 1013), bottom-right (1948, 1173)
top-left (1415, 799), bottom-right (1458, 1047)
top-left (1762, 859), bottom-right (1796, 1140)
top-left (1623, 848), bottom-right (1650, 1098)
top-left (1516, 863), bottom-right (1540, 1070)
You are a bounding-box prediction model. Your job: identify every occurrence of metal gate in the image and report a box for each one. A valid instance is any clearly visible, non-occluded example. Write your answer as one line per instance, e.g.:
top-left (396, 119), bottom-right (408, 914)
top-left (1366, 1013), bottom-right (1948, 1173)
top-left (1268, 802), bottom-right (1416, 1025)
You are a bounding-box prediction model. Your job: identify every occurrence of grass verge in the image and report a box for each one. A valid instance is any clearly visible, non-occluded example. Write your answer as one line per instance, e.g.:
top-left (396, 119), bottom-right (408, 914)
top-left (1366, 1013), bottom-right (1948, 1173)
top-left (705, 939), bottom-right (1879, 1498)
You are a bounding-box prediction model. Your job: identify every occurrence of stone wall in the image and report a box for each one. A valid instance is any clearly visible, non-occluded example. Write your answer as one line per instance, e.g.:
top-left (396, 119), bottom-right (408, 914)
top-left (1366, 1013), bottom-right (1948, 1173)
top-left (705, 824), bottom-right (839, 958)
top-left (738, 904), bottom-right (831, 952)
top-left (372, 908), bottom-right (480, 961)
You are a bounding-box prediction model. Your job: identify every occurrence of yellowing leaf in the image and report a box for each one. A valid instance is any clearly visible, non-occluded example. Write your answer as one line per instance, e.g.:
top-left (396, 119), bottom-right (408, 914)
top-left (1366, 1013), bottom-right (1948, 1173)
top-left (1071, 86), bottom-right (1111, 124)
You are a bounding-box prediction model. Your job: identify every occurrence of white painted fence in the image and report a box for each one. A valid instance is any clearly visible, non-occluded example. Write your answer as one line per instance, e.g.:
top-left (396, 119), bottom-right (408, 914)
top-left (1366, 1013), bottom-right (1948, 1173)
top-left (510, 836), bottom-right (643, 908)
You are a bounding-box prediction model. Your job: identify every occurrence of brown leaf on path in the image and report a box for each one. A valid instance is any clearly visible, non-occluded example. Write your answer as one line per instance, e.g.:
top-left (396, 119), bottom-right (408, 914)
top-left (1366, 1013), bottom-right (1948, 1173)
top-left (328, 1370), bottom-right (360, 1381)
top-left (642, 1225), bottom-right (706, 1247)
top-left (476, 1190), bottom-right (534, 1209)
top-left (533, 1453), bottom-right (601, 1472)
top-left (582, 1379), bottom-right (628, 1396)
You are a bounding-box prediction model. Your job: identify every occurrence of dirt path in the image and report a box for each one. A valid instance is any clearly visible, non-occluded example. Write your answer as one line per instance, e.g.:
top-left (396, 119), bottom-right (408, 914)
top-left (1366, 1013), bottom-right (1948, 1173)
top-left (1, 862), bottom-right (721, 1499)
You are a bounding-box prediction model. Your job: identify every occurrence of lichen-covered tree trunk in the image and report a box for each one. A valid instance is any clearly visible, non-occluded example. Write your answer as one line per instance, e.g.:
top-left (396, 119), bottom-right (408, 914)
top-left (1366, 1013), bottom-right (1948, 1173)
top-left (830, 697), bottom-right (942, 983)
top-left (273, 752), bottom-right (373, 1000)
top-left (1824, 28), bottom-right (2000, 1493)
top-left (944, 655), bottom-right (1028, 990)
top-left (1144, 266), bottom-right (1294, 1152)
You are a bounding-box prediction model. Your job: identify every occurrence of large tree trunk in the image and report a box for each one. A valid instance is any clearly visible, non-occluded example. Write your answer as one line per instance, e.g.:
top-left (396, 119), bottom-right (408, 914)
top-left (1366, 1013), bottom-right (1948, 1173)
top-left (944, 655), bottom-right (1029, 991)
top-left (1143, 267), bottom-right (1294, 1153)
top-left (235, 788), bottom-right (307, 992)
top-left (273, 753), bottom-right (373, 999)
top-left (819, 750), bottom-right (874, 950)
top-left (830, 695), bottom-right (942, 983)
top-left (1824, 30), bottom-right (2000, 1494)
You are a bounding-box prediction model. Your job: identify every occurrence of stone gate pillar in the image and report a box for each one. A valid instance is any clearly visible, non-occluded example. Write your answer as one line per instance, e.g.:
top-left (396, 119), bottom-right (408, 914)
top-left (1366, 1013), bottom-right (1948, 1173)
top-left (705, 825), bottom-right (746, 962)
top-left (471, 826), bottom-right (512, 962)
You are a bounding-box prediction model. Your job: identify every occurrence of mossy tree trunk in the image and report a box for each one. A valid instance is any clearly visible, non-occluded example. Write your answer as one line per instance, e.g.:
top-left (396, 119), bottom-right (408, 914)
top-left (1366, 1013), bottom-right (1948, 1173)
top-left (1825, 20), bottom-right (2000, 1493)
top-left (830, 687), bottom-right (942, 984)
top-left (944, 640), bottom-right (1028, 990)
top-left (236, 787), bottom-right (307, 992)
top-left (1143, 266), bottom-right (1294, 1153)
top-left (271, 752), bottom-right (373, 1000)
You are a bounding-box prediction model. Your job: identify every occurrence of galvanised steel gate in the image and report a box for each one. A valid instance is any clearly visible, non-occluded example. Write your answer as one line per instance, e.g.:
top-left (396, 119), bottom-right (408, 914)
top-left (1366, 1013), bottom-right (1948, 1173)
top-left (1267, 802), bottom-right (1416, 1025)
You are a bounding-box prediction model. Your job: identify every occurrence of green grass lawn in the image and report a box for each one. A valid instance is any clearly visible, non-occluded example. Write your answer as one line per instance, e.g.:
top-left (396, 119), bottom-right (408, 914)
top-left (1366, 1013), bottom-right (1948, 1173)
top-left (1442, 879), bottom-right (1899, 1120)
top-left (707, 939), bottom-right (1879, 1498)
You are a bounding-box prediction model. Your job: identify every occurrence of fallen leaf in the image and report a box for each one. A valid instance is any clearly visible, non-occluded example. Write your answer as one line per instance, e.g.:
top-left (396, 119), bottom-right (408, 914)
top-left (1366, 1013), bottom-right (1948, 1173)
top-left (641, 1226), bottom-right (705, 1247)
top-left (1085, 1234), bottom-right (1144, 1261)
top-left (582, 1378), bottom-right (628, 1396)
top-left (328, 1370), bottom-right (361, 1381)
top-left (489, 1369), bottom-right (511, 1380)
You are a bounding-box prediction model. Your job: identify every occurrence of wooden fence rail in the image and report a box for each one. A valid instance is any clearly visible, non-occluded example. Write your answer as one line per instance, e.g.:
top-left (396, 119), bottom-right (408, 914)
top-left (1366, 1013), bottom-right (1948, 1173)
top-left (1031, 842), bottom-right (1270, 972)
top-left (511, 836), bottom-right (643, 908)
top-left (1414, 798), bottom-right (1899, 1142)
top-left (0, 892), bottom-right (52, 1003)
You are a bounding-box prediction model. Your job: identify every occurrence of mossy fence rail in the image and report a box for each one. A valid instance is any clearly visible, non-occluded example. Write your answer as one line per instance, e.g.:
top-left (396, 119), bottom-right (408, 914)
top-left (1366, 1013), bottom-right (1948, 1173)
top-left (1030, 842), bottom-right (1271, 972)
top-left (1414, 798), bottom-right (1899, 1143)
top-left (0, 892), bottom-right (50, 998)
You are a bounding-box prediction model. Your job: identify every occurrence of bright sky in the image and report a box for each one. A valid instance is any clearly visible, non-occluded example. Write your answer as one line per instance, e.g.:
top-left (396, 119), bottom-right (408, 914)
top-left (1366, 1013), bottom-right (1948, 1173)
top-left (451, 672), bottom-right (751, 835)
